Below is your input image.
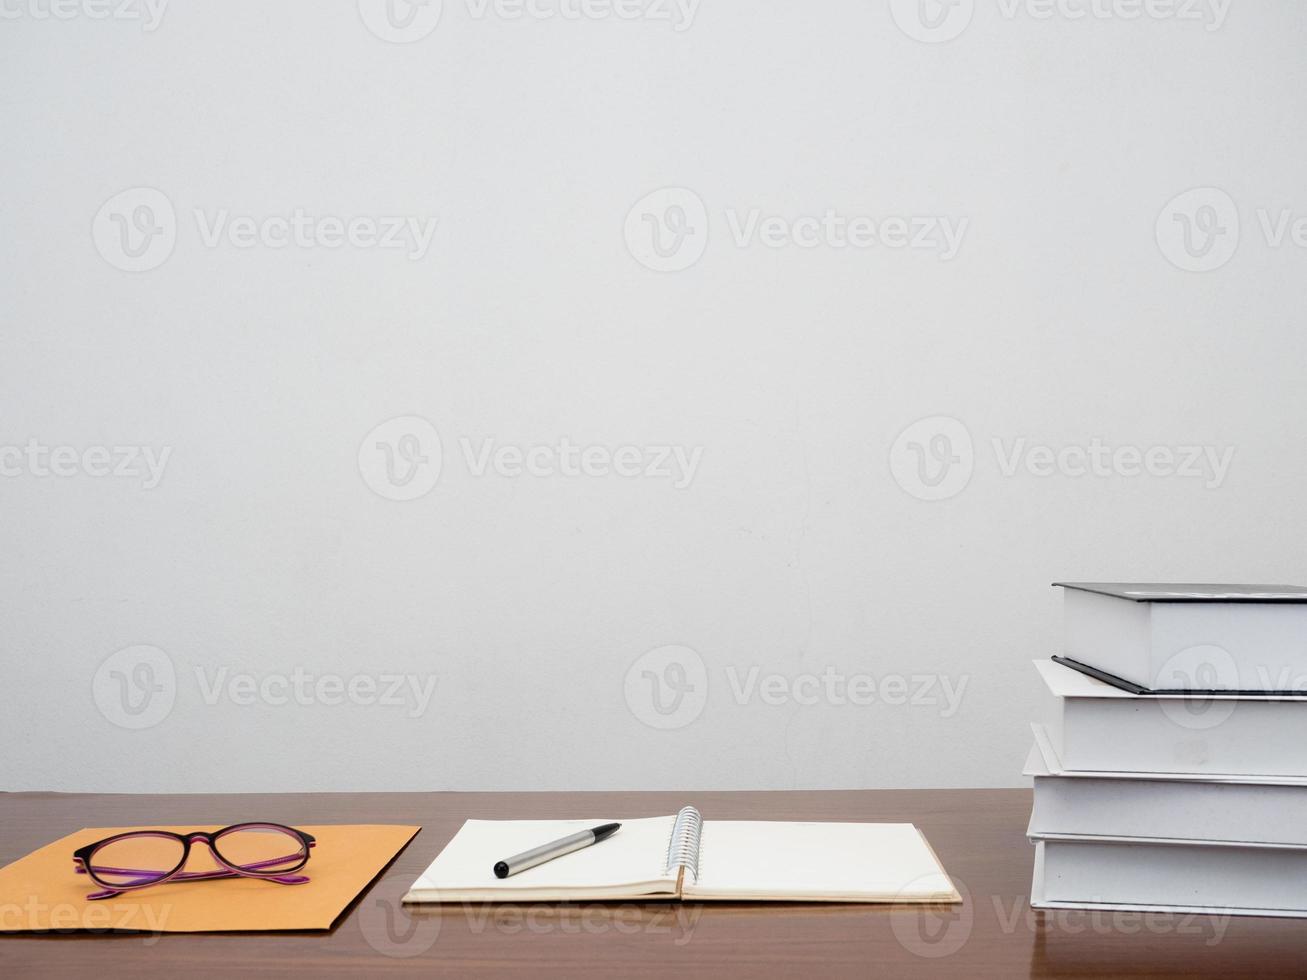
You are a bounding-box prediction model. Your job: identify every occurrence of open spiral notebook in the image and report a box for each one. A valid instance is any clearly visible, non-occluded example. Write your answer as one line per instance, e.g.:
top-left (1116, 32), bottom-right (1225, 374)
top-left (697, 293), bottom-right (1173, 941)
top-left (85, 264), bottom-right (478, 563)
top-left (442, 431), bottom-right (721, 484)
top-left (403, 806), bottom-right (959, 903)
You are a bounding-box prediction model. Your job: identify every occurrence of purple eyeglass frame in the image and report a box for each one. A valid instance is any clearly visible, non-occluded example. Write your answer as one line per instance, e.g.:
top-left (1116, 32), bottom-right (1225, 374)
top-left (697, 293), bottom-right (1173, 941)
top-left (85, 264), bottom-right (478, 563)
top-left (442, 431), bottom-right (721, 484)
top-left (72, 822), bottom-right (317, 901)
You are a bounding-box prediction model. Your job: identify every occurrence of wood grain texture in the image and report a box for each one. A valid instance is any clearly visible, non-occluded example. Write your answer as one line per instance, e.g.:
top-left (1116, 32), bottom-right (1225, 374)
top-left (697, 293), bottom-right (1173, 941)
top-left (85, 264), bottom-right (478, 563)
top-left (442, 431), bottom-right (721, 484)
top-left (2, 788), bottom-right (1305, 979)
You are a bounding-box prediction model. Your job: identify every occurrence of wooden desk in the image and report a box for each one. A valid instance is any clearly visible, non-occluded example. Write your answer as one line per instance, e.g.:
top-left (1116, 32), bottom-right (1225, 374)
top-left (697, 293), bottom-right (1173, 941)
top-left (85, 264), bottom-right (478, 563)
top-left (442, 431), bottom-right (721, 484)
top-left (1, 788), bottom-right (1303, 978)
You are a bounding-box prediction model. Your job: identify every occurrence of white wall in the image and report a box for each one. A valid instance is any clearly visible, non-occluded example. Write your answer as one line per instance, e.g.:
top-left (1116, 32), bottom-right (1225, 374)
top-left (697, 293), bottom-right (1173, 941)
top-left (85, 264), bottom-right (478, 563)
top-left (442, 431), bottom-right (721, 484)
top-left (3, 0), bottom-right (1306, 793)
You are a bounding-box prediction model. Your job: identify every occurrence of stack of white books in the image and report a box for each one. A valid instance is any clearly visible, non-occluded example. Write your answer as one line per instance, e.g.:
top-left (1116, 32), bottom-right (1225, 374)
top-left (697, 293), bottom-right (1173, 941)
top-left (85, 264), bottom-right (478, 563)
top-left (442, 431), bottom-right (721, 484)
top-left (1027, 582), bottom-right (1307, 918)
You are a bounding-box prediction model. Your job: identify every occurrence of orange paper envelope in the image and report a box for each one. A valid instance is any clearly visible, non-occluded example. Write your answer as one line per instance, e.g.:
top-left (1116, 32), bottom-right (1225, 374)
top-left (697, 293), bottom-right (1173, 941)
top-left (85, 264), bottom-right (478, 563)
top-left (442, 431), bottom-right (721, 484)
top-left (0, 824), bottom-right (419, 933)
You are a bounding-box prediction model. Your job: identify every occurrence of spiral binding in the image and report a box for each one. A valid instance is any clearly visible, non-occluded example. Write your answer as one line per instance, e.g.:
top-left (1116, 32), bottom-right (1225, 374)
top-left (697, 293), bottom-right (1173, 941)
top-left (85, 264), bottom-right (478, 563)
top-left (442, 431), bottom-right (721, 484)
top-left (664, 805), bottom-right (702, 883)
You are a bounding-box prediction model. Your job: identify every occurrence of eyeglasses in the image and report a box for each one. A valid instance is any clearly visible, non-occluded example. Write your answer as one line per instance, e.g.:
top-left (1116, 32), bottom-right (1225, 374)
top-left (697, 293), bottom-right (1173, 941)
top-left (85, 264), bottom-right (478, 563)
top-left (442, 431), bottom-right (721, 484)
top-left (72, 823), bottom-right (316, 901)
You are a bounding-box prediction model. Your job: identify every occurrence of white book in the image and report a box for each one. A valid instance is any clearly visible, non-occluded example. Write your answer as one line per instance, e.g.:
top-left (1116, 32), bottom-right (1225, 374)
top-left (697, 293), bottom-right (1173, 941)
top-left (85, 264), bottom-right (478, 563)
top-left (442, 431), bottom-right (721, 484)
top-left (1031, 836), bottom-right (1307, 918)
top-left (1056, 582), bottom-right (1307, 691)
top-left (1024, 729), bottom-right (1307, 845)
top-left (1036, 658), bottom-right (1307, 777)
top-left (403, 806), bottom-right (959, 904)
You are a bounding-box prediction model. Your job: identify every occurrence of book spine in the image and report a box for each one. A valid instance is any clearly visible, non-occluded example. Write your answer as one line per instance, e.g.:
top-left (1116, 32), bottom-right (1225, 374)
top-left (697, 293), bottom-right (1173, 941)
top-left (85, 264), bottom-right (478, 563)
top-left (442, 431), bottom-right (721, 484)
top-left (664, 805), bottom-right (702, 883)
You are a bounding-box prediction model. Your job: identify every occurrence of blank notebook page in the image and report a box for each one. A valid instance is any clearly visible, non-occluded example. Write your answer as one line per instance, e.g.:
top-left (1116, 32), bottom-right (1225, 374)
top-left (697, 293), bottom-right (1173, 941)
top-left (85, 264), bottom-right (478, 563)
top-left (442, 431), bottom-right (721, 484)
top-left (683, 821), bottom-right (959, 902)
top-left (406, 815), bottom-right (678, 901)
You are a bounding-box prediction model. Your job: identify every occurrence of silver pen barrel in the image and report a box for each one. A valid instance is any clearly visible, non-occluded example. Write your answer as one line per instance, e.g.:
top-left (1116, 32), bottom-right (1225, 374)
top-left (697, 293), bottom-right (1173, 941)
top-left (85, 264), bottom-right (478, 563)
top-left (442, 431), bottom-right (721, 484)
top-left (495, 829), bottom-right (595, 878)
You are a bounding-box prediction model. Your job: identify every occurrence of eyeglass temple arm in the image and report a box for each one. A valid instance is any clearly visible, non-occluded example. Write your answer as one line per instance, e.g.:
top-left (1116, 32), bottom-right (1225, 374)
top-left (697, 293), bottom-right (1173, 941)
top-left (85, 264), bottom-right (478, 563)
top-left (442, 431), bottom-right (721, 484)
top-left (82, 868), bottom-right (311, 900)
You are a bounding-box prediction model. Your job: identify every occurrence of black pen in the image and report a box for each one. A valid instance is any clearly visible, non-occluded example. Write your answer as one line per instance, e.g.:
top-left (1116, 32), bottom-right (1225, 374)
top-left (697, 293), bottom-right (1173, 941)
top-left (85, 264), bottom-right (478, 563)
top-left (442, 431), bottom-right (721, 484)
top-left (493, 823), bottom-right (621, 879)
